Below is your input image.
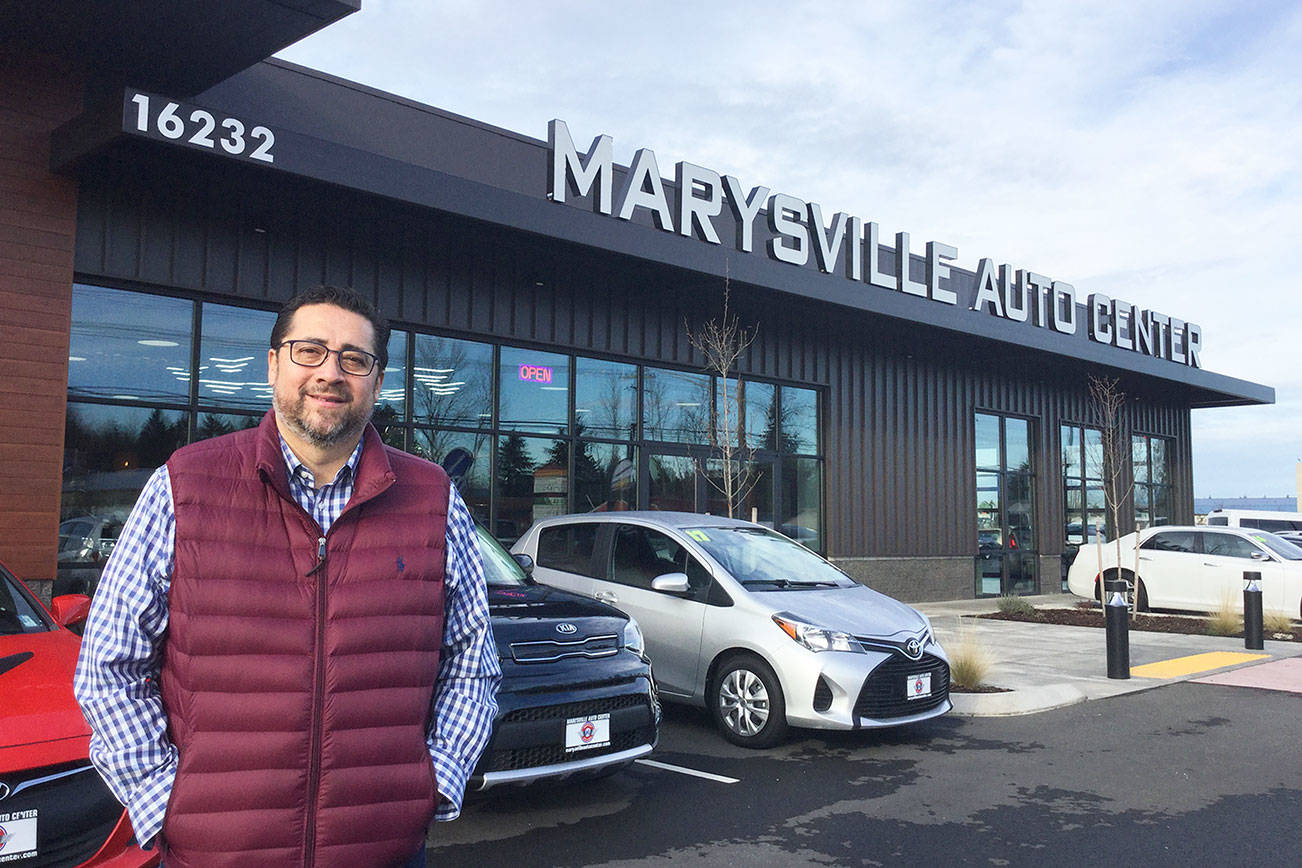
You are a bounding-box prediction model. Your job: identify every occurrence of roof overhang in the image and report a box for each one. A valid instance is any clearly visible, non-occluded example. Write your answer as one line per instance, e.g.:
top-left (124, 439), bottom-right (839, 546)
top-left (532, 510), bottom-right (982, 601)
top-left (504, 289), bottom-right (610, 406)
top-left (0, 1), bottom-right (359, 97)
top-left (49, 59), bottom-right (1274, 410)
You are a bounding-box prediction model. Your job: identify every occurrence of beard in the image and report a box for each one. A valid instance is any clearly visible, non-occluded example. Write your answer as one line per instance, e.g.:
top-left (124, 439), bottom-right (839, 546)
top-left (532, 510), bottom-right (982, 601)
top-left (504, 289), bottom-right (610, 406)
top-left (273, 383), bottom-right (373, 450)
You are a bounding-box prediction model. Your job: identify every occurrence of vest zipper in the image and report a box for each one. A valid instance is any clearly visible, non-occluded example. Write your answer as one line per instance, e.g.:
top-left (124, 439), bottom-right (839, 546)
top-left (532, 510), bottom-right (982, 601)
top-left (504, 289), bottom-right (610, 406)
top-left (304, 534), bottom-right (327, 866)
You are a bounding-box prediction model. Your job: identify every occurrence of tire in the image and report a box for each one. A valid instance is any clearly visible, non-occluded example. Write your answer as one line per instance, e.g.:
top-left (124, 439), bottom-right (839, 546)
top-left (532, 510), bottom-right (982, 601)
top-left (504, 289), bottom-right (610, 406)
top-left (1096, 570), bottom-right (1147, 612)
top-left (710, 654), bottom-right (788, 749)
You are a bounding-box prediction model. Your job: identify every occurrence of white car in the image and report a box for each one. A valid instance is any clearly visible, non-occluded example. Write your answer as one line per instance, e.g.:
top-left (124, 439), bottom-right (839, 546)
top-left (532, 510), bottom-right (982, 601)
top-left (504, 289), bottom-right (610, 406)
top-left (512, 512), bottom-right (950, 748)
top-left (1066, 525), bottom-right (1302, 617)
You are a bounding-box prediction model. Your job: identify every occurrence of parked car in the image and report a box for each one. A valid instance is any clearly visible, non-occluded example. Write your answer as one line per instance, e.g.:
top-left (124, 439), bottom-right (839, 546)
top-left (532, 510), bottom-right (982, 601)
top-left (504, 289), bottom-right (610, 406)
top-left (0, 559), bottom-right (158, 867)
top-left (54, 515), bottom-right (124, 597)
top-left (1066, 525), bottom-right (1302, 618)
top-left (469, 525), bottom-right (658, 789)
top-left (512, 512), bottom-right (950, 748)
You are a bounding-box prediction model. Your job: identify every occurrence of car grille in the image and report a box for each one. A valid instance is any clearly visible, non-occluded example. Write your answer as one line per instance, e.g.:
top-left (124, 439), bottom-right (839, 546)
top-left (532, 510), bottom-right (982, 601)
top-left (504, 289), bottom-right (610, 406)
top-left (498, 693), bottom-right (647, 724)
top-left (480, 694), bottom-right (655, 773)
top-left (510, 634), bottom-right (620, 663)
top-left (853, 653), bottom-right (950, 720)
top-left (0, 760), bottom-right (122, 868)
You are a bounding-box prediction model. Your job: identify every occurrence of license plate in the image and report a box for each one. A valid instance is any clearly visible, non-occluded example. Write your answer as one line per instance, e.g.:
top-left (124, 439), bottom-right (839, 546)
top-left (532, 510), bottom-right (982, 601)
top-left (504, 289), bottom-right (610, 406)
top-left (906, 672), bottom-right (932, 700)
top-left (565, 713), bottom-right (611, 752)
top-left (0, 812), bottom-right (38, 859)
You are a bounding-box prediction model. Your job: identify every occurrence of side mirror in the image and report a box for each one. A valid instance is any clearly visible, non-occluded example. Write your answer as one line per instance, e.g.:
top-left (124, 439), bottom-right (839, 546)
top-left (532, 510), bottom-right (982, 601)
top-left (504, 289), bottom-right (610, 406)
top-left (511, 553), bottom-right (535, 576)
top-left (51, 594), bottom-right (92, 628)
top-left (651, 572), bottom-right (691, 595)
top-left (1249, 551), bottom-right (1269, 562)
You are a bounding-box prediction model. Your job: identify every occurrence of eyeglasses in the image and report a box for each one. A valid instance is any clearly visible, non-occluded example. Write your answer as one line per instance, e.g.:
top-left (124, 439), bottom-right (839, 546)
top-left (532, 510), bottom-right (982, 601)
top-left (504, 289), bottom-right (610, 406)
top-left (276, 340), bottom-right (380, 376)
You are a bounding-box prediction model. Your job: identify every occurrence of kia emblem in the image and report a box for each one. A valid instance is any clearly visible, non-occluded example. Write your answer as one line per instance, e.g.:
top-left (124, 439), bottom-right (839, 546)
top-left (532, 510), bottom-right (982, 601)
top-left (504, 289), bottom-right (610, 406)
top-left (556, 623), bottom-right (577, 635)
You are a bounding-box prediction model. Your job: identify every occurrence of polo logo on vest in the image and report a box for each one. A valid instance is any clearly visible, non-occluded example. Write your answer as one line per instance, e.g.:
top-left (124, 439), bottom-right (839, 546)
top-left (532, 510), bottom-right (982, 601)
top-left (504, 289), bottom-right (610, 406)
top-left (396, 556), bottom-right (406, 573)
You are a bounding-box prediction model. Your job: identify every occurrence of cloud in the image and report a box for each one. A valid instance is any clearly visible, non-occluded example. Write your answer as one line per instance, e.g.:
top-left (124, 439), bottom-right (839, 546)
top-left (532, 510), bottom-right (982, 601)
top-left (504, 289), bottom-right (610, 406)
top-left (278, 0), bottom-right (1301, 495)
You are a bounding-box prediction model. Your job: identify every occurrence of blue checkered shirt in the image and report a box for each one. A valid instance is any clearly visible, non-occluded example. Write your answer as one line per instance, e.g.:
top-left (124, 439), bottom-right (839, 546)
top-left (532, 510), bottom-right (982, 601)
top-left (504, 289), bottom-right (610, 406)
top-left (73, 435), bottom-right (501, 848)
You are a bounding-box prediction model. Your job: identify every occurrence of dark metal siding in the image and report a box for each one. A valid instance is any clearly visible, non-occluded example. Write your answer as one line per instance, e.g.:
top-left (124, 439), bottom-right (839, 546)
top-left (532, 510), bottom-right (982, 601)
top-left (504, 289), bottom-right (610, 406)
top-left (73, 147), bottom-right (1192, 561)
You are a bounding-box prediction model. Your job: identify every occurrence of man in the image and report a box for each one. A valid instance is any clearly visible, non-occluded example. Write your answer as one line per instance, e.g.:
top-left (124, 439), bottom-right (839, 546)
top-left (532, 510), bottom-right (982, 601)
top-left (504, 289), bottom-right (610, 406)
top-left (75, 286), bottom-right (501, 867)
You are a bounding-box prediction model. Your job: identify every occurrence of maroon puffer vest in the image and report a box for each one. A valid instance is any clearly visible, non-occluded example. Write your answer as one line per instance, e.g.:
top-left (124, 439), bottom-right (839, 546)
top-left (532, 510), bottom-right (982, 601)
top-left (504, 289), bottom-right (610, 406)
top-left (161, 412), bottom-right (449, 867)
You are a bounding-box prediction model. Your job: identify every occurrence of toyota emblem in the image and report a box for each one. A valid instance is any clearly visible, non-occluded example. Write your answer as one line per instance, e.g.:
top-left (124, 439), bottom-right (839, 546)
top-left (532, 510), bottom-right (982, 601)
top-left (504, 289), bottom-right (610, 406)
top-left (555, 623), bottom-right (577, 635)
top-left (905, 638), bottom-right (922, 658)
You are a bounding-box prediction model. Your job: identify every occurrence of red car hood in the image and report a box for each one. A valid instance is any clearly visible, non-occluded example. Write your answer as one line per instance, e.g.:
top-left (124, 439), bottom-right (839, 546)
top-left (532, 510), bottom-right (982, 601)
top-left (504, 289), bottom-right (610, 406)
top-left (0, 629), bottom-right (91, 757)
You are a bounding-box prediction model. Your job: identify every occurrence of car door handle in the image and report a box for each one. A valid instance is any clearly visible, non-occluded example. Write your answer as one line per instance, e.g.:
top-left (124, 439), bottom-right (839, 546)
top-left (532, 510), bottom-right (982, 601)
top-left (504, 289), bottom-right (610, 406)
top-left (595, 590), bottom-right (619, 605)
top-left (1202, 562), bottom-right (1218, 567)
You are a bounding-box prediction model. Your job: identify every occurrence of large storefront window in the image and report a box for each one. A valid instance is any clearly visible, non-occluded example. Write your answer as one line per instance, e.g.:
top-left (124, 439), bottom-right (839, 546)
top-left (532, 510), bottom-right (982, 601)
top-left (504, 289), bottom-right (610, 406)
top-left (1132, 434), bottom-right (1173, 530)
top-left (63, 284), bottom-right (826, 554)
top-left (975, 412), bottom-right (1037, 597)
top-left (1061, 423), bottom-right (1107, 591)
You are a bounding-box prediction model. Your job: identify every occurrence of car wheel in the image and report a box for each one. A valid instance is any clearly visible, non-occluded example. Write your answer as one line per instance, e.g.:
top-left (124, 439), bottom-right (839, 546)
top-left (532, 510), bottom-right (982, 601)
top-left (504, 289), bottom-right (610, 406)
top-left (1096, 570), bottom-right (1145, 610)
top-left (710, 654), bottom-right (788, 749)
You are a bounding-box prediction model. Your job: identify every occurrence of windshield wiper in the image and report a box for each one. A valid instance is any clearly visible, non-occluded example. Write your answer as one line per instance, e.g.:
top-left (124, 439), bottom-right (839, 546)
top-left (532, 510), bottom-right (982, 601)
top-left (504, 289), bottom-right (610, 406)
top-left (741, 578), bottom-right (838, 589)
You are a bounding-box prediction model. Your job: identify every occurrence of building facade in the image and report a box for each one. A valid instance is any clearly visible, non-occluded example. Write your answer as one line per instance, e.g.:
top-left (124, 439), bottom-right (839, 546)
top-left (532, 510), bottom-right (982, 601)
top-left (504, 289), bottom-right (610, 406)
top-left (1, 2), bottom-right (1271, 603)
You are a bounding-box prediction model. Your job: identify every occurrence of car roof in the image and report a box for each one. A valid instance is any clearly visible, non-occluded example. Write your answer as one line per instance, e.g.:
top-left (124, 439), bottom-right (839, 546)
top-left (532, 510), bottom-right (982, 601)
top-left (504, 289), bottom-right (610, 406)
top-left (530, 511), bottom-right (761, 531)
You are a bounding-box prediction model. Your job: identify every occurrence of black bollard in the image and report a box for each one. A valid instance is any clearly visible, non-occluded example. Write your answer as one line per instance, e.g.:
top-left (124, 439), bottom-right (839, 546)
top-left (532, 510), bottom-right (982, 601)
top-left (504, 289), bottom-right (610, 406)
top-left (1243, 571), bottom-right (1264, 650)
top-left (1104, 579), bottom-right (1130, 679)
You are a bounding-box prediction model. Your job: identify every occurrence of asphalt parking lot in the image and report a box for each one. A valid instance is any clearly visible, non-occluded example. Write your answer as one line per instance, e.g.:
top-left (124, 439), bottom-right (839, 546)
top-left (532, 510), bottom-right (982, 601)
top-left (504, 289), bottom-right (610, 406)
top-left (427, 601), bottom-right (1302, 867)
top-left (429, 681), bottom-right (1301, 867)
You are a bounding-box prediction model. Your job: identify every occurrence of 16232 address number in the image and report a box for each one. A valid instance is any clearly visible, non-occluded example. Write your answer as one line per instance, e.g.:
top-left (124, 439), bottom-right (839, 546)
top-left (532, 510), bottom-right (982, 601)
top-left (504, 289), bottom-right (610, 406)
top-left (129, 91), bottom-right (275, 163)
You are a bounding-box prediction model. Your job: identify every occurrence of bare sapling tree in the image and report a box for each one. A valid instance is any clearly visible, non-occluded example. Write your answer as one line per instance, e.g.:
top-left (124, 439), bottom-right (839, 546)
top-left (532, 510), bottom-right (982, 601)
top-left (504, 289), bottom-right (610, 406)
top-left (685, 269), bottom-right (759, 518)
top-left (1087, 374), bottom-right (1137, 616)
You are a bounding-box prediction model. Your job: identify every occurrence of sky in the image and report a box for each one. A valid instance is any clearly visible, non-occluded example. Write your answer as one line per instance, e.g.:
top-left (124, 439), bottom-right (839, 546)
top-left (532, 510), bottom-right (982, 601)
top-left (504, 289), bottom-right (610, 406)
top-left (277, 0), bottom-right (1302, 499)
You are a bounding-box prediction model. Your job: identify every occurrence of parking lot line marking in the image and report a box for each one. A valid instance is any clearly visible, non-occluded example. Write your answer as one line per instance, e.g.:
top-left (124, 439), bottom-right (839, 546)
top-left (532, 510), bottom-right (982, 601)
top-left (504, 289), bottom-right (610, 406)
top-left (635, 759), bottom-right (739, 784)
top-left (1130, 651), bottom-right (1269, 679)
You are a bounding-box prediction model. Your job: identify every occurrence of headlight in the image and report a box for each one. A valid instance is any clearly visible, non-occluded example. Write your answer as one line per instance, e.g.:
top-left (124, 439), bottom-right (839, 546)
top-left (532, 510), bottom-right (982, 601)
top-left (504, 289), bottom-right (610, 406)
top-left (772, 614), bottom-right (858, 653)
top-left (622, 617), bottom-right (645, 655)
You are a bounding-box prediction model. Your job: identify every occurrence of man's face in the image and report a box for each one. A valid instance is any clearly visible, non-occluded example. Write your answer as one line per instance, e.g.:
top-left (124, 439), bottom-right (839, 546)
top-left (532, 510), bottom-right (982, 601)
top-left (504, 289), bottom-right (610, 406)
top-left (267, 303), bottom-right (384, 452)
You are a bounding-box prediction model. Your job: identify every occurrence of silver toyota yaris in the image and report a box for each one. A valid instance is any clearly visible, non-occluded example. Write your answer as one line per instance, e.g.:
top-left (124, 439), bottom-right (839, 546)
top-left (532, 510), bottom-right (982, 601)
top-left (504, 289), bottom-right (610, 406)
top-left (512, 512), bottom-right (950, 747)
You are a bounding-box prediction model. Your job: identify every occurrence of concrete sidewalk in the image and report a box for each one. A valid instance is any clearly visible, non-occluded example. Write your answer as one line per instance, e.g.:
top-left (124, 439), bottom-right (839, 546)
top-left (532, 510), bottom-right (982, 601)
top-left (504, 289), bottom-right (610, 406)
top-left (915, 594), bottom-right (1302, 716)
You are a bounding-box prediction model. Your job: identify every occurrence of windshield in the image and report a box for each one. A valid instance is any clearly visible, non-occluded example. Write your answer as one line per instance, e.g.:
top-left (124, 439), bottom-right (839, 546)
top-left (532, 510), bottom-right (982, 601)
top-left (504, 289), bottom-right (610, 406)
top-left (686, 526), bottom-right (856, 590)
top-left (474, 525), bottom-right (530, 587)
top-left (1249, 531), bottom-right (1302, 561)
top-left (0, 567), bottom-right (54, 635)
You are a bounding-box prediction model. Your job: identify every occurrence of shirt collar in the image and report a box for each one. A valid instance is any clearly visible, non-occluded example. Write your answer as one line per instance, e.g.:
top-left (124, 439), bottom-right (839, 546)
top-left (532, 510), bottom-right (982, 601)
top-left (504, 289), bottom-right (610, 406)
top-left (278, 434), bottom-right (365, 489)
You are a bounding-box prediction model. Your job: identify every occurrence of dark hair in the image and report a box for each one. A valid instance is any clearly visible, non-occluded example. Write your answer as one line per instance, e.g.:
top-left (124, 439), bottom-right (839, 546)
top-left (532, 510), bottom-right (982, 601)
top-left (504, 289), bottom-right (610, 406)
top-left (270, 286), bottom-right (391, 370)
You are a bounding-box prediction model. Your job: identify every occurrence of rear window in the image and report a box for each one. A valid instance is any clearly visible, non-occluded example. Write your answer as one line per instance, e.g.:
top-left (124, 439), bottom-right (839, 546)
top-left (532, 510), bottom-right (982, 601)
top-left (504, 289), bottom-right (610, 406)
top-left (537, 524), bottom-right (600, 577)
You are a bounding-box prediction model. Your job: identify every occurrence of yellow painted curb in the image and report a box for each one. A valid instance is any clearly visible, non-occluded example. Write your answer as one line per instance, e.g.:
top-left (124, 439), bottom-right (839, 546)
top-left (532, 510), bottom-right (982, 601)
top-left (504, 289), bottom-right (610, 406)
top-left (1131, 651), bottom-right (1269, 679)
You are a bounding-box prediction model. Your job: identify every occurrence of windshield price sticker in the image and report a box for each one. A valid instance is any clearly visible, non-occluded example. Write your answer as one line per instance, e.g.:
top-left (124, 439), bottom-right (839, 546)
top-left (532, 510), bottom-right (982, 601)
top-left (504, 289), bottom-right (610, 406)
top-left (126, 90), bottom-right (276, 164)
top-left (0, 810), bottom-right (39, 860)
top-left (686, 530), bottom-right (711, 542)
top-left (564, 713), bottom-right (610, 753)
top-left (907, 672), bottom-right (932, 700)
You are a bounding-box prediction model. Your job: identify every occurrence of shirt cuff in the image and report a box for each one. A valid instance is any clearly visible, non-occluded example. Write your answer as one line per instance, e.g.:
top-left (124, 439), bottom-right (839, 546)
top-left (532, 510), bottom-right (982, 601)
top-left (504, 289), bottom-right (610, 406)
top-left (128, 755), bottom-right (177, 849)
top-left (428, 747), bottom-right (472, 821)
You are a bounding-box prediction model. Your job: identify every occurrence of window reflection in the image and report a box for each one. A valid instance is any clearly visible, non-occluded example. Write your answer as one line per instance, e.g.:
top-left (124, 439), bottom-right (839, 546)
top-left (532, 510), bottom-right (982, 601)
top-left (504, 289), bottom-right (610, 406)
top-left (575, 357), bottom-right (637, 440)
top-left (974, 413), bottom-right (1036, 596)
top-left (411, 429), bottom-right (491, 526)
top-left (69, 285), bottom-right (193, 402)
top-left (648, 454), bottom-right (695, 511)
top-left (780, 456), bottom-right (822, 552)
top-left (781, 387), bottom-right (819, 454)
top-left (743, 381), bottom-right (777, 450)
top-left (574, 442), bottom-right (637, 512)
top-left (495, 434), bottom-right (567, 543)
top-left (194, 413), bottom-right (260, 442)
top-left (63, 403), bottom-right (186, 521)
top-left (644, 368), bottom-right (710, 443)
top-left (377, 330), bottom-right (409, 420)
top-left (500, 347), bottom-right (569, 434)
top-left (412, 334), bottom-right (493, 428)
top-left (198, 303), bottom-right (275, 409)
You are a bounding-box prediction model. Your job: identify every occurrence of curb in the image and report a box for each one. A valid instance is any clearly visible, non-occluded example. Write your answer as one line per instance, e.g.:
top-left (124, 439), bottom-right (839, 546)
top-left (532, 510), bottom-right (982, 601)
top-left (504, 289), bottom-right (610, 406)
top-left (949, 683), bottom-right (1087, 717)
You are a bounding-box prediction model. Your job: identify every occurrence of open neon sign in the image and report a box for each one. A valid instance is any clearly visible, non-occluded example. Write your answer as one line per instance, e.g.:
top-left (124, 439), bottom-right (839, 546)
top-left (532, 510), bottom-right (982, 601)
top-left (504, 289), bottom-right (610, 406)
top-left (518, 364), bottom-right (553, 384)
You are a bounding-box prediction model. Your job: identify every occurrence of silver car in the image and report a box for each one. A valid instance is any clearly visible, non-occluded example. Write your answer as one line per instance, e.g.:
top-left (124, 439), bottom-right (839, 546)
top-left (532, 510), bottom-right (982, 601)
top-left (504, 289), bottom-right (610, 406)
top-left (512, 512), bottom-right (950, 747)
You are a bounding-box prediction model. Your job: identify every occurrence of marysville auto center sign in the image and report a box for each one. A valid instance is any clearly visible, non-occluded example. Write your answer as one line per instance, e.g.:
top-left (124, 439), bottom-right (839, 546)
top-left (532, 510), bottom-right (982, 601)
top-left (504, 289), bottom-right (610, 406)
top-left (547, 119), bottom-right (1202, 368)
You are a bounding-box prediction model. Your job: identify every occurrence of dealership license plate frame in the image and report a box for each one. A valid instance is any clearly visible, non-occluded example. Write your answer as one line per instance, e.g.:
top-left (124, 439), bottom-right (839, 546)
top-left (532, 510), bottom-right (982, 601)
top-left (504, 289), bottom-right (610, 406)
top-left (564, 713), bottom-right (611, 752)
top-left (906, 671), bottom-right (932, 700)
